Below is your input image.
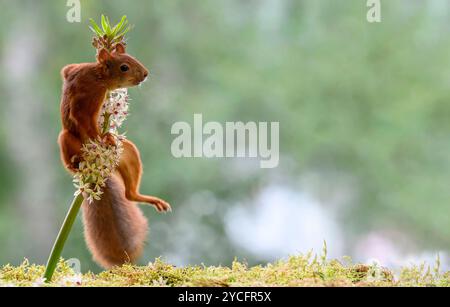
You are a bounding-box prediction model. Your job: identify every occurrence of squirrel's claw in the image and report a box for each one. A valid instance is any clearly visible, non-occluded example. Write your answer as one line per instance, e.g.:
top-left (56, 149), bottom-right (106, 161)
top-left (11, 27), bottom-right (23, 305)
top-left (102, 132), bottom-right (117, 147)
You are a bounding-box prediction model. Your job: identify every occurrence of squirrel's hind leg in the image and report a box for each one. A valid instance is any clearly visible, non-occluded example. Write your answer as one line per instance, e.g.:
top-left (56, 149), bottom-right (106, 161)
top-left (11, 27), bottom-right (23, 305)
top-left (58, 130), bottom-right (82, 173)
top-left (117, 139), bottom-right (171, 213)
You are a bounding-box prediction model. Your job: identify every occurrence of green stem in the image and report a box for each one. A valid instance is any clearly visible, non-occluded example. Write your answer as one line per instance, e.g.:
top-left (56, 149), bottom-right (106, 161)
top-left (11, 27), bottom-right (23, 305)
top-left (43, 194), bottom-right (84, 283)
top-left (102, 112), bottom-right (112, 135)
top-left (102, 91), bottom-right (112, 135)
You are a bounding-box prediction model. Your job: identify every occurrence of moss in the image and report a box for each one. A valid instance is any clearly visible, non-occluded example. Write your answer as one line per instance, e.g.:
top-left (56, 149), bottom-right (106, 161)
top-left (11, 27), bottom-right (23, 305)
top-left (1, 255), bottom-right (449, 287)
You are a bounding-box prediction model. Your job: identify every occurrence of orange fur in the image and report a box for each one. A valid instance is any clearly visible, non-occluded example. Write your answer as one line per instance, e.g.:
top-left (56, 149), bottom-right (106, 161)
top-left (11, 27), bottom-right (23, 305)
top-left (82, 174), bottom-right (148, 269)
top-left (58, 44), bottom-right (171, 268)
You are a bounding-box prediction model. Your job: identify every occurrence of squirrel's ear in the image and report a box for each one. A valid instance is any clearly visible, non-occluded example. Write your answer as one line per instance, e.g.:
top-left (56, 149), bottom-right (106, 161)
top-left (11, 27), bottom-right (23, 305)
top-left (97, 48), bottom-right (111, 64)
top-left (114, 43), bottom-right (126, 54)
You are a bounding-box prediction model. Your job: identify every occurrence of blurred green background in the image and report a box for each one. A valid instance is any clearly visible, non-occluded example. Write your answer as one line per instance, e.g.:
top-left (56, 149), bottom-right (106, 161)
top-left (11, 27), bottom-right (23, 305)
top-left (0, 0), bottom-right (449, 272)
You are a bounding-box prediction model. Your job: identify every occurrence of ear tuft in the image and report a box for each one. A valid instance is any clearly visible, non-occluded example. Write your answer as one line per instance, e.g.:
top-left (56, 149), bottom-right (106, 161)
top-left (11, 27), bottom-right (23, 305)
top-left (97, 48), bottom-right (111, 64)
top-left (114, 43), bottom-right (126, 55)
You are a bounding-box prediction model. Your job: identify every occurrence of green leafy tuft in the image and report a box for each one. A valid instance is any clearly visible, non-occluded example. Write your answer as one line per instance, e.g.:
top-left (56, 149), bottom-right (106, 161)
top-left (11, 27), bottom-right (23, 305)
top-left (90, 15), bottom-right (133, 52)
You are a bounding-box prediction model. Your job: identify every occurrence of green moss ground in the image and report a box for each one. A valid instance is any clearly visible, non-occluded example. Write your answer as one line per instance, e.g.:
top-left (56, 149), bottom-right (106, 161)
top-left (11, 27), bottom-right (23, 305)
top-left (1, 251), bottom-right (449, 287)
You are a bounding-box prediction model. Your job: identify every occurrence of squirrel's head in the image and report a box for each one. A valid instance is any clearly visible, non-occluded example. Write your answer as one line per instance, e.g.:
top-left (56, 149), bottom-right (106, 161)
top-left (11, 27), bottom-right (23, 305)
top-left (97, 43), bottom-right (149, 90)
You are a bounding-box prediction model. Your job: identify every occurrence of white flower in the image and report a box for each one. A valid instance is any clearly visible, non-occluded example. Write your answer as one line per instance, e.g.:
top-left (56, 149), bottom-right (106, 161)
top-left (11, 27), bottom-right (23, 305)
top-left (32, 278), bottom-right (46, 287)
top-left (73, 137), bottom-right (123, 203)
top-left (58, 274), bottom-right (83, 286)
top-left (0, 281), bottom-right (16, 287)
top-left (98, 88), bottom-right (130, 134)
top-left (74, 89), bottom-right (130, 202)
top-left (152, 277), bottom-right (169, 287)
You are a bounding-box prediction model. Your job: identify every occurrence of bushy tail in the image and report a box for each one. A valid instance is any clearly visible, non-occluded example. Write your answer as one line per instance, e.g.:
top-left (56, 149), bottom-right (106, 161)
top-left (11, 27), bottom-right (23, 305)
top-left (82, 173), bottom-right (148, 269)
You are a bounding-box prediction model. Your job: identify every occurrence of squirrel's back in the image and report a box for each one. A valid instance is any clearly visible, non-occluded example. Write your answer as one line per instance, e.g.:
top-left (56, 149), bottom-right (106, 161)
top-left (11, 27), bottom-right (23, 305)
top-left (82, 173), bottom-right (148, 268)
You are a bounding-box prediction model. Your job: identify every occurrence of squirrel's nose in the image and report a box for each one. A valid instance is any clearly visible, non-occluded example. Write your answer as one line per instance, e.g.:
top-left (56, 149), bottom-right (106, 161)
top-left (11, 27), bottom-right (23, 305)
top-left (143, 71), bottom-right (149, 79)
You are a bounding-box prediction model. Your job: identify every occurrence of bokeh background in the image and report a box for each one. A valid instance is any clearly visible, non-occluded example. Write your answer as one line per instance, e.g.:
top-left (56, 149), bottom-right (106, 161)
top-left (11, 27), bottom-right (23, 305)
top-left (0, 0), bottom-right (449, 273)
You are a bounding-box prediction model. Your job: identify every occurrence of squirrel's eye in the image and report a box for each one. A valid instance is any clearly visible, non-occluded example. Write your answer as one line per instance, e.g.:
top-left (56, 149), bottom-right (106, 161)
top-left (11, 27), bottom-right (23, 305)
top-left (120, 64), bottom-right (129, 72)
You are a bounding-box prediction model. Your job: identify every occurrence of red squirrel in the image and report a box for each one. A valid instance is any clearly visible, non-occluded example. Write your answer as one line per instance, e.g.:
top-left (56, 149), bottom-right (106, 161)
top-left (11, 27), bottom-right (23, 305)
top-left (58, 43), bottom-right (171, 268)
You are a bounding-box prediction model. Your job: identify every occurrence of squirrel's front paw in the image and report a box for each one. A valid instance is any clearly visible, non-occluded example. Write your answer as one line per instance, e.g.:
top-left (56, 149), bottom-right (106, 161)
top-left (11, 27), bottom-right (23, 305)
top-left (102, 133), bottom-right (117, 147)
top-left (68, 155), bottom-right (81, 172)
